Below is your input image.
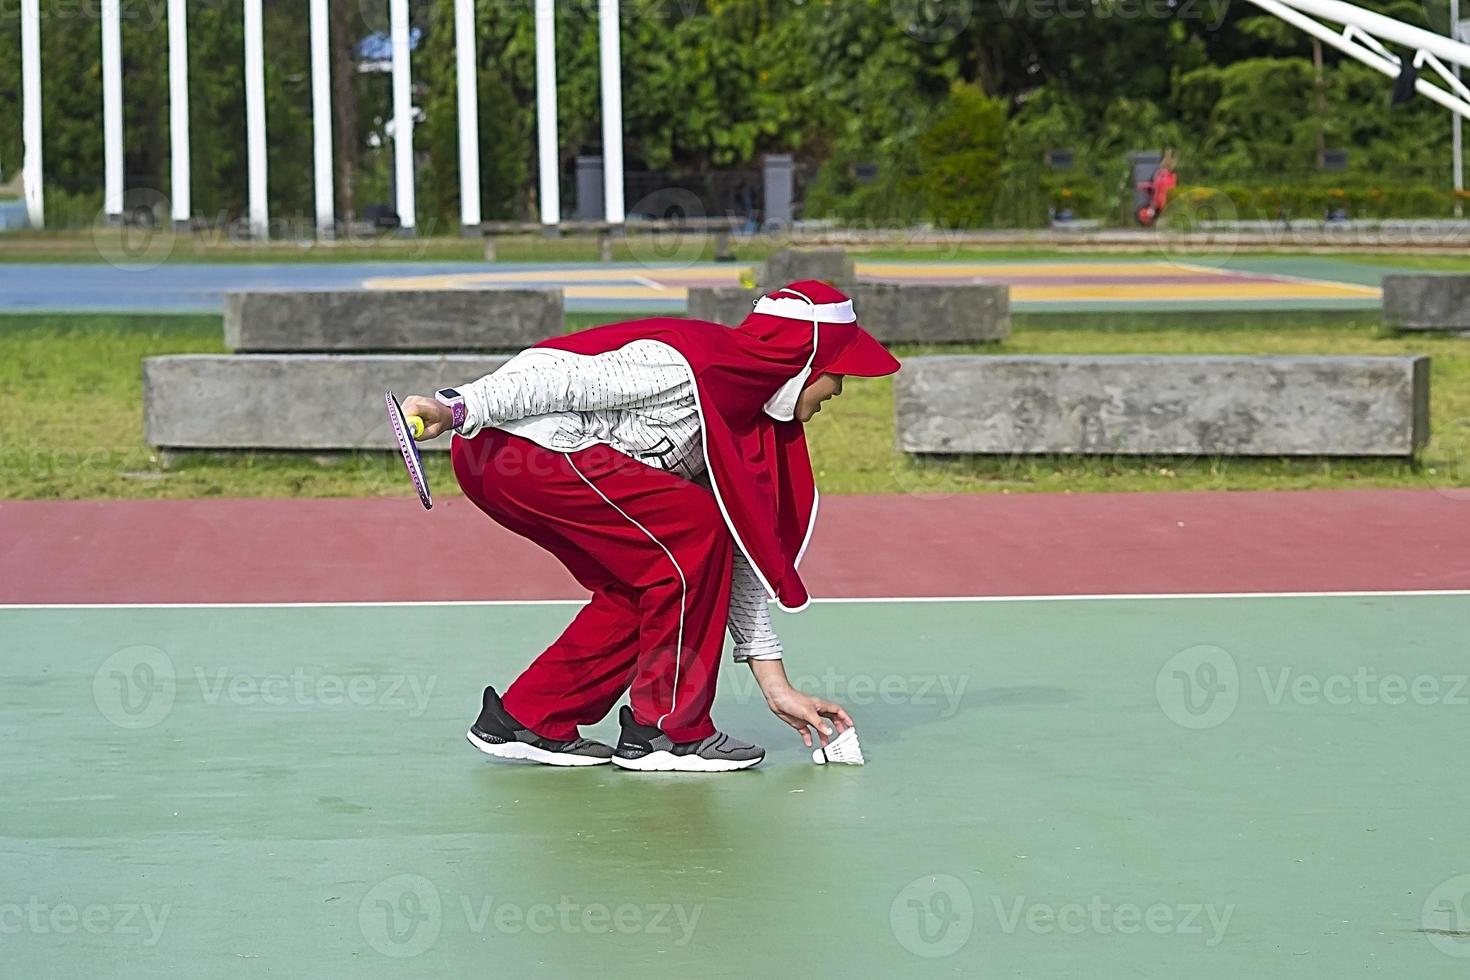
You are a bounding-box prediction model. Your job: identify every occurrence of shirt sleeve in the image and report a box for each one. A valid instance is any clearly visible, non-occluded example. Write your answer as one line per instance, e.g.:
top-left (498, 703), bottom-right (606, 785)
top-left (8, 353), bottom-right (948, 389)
top-left (456, 343), bottom-right (690, 437)
top-left (728, 551), bottom-right (783, 661)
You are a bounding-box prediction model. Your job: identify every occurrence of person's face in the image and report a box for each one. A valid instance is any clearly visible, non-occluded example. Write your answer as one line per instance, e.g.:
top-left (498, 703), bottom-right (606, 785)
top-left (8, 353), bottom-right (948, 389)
top-left (795, 374), bottom-right (844, 423)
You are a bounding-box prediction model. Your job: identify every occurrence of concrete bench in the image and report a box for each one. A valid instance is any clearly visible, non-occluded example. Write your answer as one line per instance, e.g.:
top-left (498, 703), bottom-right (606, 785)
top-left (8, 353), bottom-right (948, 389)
top-left (687, 282), bottom-right (1010, 344)
top-left (896, 355), bottom-right (1429, 457)
top-left (756, 247), bottom-right (856, 289)
top-left (480, 218), bottom-right (740, 262)
top-left (144, 354), bottom-right (509, 451)
top-left (223, 289), bottom-right (562, 352)
top-left (1382, 274), bottom-right (1470, 334)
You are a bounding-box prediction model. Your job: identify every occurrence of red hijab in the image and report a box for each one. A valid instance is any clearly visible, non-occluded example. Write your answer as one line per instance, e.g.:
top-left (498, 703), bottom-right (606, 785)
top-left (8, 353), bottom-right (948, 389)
top-left (537, 280), bottom-right (899, 611)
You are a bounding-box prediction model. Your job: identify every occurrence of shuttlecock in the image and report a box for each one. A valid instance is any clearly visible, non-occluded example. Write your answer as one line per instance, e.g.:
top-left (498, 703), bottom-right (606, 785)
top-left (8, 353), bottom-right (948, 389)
top-left (812, 727), bottom-right (864, 766)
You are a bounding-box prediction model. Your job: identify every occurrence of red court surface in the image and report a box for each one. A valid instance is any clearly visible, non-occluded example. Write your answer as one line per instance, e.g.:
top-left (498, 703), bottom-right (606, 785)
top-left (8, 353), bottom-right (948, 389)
top-left (2, 488), bottom-right (1466, 604)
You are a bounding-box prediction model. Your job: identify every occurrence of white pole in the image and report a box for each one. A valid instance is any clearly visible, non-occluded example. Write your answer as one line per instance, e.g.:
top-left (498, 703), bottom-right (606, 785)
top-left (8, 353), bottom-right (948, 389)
top-left (390, 0), bottom-right (417, 231)
top-left (534, 0), bottom-right (560, 225)
top-left (309, 0), bottom-right (336, 237)
top-left (598, 0), bottom-right (624, 224)
top-left (1454, 0), bottom-right (1464, 216)
top-left (20, 0), bottom-right (43, 228)
top-left (167, 0), bottom-right (191, 226)
top-left (243, 0), bottom-right (268, 238)
top-left (454, 0), bottom-right (482, 230)
top-left (101, 0), bottom-right (124, 220)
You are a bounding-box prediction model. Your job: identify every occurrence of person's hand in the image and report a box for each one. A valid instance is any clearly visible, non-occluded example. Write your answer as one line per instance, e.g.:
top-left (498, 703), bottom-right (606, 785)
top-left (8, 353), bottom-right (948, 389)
top-left (399, 394), bottom-right (455, 440)
top-left (762, 682), bottom-right (853, 748)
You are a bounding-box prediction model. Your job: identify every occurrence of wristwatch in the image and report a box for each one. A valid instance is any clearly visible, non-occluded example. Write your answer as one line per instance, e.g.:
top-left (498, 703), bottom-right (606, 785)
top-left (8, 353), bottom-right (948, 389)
top-left (434, 387), bottom-right (467, 431)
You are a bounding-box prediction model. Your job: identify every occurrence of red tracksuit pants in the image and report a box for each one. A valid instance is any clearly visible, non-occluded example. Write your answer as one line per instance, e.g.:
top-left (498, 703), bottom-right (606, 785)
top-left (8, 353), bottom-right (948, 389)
top-left (451, 428), bottom-right (733, 743)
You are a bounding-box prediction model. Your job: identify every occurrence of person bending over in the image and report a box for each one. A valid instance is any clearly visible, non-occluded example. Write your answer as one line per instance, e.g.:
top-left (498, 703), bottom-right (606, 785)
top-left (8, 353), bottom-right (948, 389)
top-left (401, 280), bottom-right (900, 772)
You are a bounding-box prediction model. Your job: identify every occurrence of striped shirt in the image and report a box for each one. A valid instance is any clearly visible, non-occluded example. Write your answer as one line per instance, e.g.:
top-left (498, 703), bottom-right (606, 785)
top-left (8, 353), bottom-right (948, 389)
top-left (457, 341), bottom-right (783, 661)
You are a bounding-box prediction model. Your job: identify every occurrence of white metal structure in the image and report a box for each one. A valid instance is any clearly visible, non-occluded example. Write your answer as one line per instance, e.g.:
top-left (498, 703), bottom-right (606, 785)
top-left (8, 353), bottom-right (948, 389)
top-left (14, 7), bottom-right (632, 235)
top-left (14, 2), bottom-right (637, 236)
top-left (598, 0), bottom-right (626, 223)
top-left (310, 0), bottom-right (335, 236)
top-left (1243, 0), bottom-right (1470, 118)
top-left (101, 0), bottom-right (123, 220)
top-left (455, 0), bottom-right (482, 230)
top-left (390, 0), bottom-right (417, 232)
top-left (243, 0), bottom-right (269, 238)
top-left (535, 0), bottom-right (560, 225)
top-left (20, 0), bottom-right (43, 227)
top-left (167, 0), bottom-right (191, 226)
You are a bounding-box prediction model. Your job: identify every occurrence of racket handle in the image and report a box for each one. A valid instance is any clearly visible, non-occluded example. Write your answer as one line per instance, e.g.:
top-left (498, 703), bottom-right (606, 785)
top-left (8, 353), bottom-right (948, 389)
top-left (407, 415), bottom-right (425, 440)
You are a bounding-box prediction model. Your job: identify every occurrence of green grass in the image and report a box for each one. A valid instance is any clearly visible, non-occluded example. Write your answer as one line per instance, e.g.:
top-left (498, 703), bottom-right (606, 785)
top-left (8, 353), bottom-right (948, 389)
top-left (2, 311), bottom-right (1467, 500)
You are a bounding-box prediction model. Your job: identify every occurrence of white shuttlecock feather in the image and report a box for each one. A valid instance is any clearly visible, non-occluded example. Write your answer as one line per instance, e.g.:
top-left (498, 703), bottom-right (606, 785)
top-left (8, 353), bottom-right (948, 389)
top-left (812, 727), bottom-right (864, 765)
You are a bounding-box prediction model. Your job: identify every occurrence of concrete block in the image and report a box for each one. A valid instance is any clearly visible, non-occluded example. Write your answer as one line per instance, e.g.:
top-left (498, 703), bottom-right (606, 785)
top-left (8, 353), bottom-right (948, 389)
top-left (896, 355), bottom-right (1429, 457)
top-left (757, 248), bottom-right (856, 289)
top-left (855, 282), bottom-right (1009, 343)
top-left (685, 282), bottom-right (1010, 344)
top-left (686, 287), bottom-right (760, 328)
top-left (223, 289), bottom-right (562, 352)
top-left (144, 354), bottom-right (510, 451)
top-left (1382, 274), bottom-right (1470, 333)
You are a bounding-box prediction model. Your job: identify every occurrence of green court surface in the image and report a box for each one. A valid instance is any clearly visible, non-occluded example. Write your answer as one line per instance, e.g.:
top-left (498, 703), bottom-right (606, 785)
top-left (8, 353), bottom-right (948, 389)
top-left (4, 595), bottom-right (1469, 977)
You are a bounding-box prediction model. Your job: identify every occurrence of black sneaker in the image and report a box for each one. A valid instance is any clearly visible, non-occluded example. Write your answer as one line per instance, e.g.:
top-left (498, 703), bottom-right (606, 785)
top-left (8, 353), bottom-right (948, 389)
top-left (611, 705), bottom-right (765, 772)
top-left (466, 687), bottom-right (613, 767)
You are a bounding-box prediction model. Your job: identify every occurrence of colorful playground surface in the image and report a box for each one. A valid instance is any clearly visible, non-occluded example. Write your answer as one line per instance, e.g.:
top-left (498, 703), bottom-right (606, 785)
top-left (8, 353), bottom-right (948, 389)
top-left (366, 257), bottom-right (1384, 312)
top-left (4, 489), bottom-right (1470, 977)
top-left (0, 255), bottom-right (1387, 316)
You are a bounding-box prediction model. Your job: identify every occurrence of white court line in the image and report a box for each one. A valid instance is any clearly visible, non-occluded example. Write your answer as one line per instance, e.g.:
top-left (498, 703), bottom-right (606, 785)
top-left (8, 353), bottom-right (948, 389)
top-left (2, 589), bottom-right (1468, 610)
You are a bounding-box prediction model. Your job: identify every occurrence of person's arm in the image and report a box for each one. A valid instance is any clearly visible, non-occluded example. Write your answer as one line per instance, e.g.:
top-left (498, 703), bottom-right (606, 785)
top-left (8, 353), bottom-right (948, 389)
top-left (728, 554), bottom-right (853, 746)
top-left (748, 659), bottom-right (853, 749)
top-left (400, 342), bottom-right (689, 439)
top-left (728, 552), bottom-right (782, 662)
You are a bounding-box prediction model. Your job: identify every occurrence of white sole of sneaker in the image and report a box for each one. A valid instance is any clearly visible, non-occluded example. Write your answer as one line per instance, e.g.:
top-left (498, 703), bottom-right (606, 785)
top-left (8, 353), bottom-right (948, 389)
top-left (466, 729), bottom-right (609, 766)
top-left (610, 750), bottom-right (764, 772)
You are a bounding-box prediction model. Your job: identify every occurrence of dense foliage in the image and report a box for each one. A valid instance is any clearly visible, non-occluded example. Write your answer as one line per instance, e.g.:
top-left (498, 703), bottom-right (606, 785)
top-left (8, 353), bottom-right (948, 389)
top-left (0, 0), bottom-right (1460, 229)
